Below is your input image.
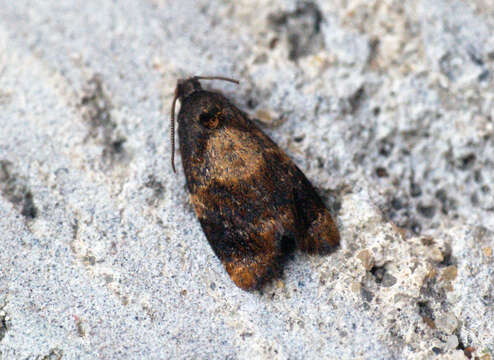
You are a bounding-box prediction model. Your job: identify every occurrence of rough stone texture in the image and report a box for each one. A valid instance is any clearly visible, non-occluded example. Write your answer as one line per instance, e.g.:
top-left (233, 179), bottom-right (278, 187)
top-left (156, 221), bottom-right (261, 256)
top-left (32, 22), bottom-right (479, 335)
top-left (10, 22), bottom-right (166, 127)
top-left (0, 0), bottom-right (493, 359)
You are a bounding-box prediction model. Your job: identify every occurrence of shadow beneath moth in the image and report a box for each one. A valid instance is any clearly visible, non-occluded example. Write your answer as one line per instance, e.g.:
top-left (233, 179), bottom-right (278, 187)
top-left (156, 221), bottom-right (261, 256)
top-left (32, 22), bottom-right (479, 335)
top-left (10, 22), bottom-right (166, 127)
top-left (171, 76), bottom-right (340, 291)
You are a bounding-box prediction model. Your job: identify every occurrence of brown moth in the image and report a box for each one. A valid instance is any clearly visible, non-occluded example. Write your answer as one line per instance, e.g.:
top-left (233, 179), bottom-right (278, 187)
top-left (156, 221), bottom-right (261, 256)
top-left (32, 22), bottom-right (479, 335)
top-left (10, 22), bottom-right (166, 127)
top-left (171, 76), bottom-right (339, 291)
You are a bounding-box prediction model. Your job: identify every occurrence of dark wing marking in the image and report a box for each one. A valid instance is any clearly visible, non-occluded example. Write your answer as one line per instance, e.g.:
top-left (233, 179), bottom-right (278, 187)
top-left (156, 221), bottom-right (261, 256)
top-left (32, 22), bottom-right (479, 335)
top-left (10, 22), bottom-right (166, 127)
top-left (192, 173), bottom-right (298, 290)
top-left (260, 146), bottom-right (340, 254)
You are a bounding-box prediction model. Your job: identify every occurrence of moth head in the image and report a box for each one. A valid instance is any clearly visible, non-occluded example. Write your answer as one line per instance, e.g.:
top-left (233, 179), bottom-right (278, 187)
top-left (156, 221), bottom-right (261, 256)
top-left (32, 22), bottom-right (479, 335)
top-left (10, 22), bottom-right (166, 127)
top-left (175, 77), bottom-right (202, 101)
top-left (170, 76), bottom-right (239, 173)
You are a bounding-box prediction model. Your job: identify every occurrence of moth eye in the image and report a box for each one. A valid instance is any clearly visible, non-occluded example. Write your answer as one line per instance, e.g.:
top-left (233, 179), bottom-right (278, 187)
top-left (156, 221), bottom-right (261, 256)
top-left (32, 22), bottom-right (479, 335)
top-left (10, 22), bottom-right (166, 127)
top-left (199, 107), bottom-right (222, 129)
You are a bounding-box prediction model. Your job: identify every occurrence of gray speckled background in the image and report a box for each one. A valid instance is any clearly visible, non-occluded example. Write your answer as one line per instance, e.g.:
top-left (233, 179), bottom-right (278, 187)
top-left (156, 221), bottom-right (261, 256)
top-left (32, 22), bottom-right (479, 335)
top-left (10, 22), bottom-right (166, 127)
top-left (0, 1), bottom-right (493, 359)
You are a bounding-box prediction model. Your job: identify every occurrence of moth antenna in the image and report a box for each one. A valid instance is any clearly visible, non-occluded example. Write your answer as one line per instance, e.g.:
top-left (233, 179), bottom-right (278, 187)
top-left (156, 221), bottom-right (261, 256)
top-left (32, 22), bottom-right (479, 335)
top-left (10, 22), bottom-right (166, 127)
top-left (193, 76), bottom-right (239, 85)
top-left (170, 87), bottom-right (179, 173)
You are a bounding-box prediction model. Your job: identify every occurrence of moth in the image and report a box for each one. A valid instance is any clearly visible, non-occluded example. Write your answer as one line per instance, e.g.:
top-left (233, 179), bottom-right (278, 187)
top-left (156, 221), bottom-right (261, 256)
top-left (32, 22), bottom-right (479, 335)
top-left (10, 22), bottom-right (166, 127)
top-left (171, 76), bottom-right (340, 291)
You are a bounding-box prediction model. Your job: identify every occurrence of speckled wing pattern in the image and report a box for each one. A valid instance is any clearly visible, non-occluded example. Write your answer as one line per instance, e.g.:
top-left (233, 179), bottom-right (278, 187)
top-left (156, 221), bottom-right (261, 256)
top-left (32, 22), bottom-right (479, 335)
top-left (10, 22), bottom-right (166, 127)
top-left (178, 90), bottom-right (339, 291)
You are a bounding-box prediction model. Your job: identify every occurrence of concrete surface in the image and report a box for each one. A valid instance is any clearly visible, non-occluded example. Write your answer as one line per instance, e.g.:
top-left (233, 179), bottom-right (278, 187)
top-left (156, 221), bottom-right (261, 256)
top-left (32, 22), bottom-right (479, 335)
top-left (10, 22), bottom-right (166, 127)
top-left (0, 0), bottom-right (493, 359)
